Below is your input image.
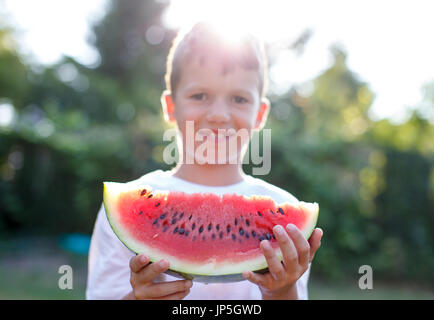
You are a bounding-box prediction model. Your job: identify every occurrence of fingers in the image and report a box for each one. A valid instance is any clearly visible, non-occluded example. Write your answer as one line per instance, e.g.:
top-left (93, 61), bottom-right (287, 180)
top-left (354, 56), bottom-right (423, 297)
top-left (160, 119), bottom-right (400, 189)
top-left (242, 270), bottom-right (267, 287)
top-left (285, 224), bottom-right (310, 268)
top-left (260, 240), bottom-right (286, 281)
top-left (272, 225), bottom-right (298, 272)
top-left (130, 255), bottom-right (194, 300)
top-left (137, 259), bottom-right (170, 283)
top-left (155, 289), bottom-right (191, 300)
top-left (139, 280), bottom-right (193, 299)
top-left (129, 254), bottom-right (150, 273)
top-left (243, 226), bottom-right (324, 293)
top-left (308, 228), bottom-right (323, 262)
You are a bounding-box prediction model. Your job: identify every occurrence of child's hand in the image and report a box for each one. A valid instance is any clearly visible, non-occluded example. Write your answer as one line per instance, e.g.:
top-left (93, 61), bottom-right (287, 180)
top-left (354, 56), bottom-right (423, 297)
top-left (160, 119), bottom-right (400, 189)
top-left (243, 224), bottom-right (323, 299)
top-left (127, 254), bottom-right (193, 300)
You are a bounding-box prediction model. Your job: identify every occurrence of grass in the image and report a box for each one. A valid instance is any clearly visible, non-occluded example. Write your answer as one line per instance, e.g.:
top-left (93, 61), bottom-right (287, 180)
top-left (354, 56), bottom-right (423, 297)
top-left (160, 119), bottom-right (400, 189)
top-left (0, 236), bottom-right (433, 300)
top-left (0, 236), bottom-right (87, 300)
top-left (309, 279), bottom-right (434, 300)
top-left (0, 265), bottom-right (86, 300)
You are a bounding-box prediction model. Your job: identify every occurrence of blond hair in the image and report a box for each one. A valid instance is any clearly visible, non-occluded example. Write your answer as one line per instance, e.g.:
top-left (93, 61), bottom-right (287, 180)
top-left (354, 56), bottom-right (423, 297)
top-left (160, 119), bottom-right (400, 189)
top-left (164, 21), bottom-right (268, 99)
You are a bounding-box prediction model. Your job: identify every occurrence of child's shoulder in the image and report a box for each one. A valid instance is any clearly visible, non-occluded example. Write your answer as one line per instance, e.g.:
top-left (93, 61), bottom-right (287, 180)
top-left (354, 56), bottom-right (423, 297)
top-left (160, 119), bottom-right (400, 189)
top-left (126, 170), bottom-right (299, 204)
top-left (242, 175), bottom-right (299, 204)
top-left (127, 169), bottom-right (169, 188)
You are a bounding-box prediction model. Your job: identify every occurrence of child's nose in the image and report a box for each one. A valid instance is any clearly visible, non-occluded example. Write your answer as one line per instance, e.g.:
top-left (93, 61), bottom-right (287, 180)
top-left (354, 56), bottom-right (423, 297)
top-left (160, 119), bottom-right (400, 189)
top-left (206, 98), bottom-right (230, 123)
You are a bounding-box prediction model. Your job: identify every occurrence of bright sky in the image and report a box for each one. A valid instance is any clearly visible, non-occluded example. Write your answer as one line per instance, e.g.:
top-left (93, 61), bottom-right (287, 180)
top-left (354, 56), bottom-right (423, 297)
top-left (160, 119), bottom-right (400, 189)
top-left (2, 0), bottom-right (107, 67)
top-left (3, 0), bottom-right (434, 123)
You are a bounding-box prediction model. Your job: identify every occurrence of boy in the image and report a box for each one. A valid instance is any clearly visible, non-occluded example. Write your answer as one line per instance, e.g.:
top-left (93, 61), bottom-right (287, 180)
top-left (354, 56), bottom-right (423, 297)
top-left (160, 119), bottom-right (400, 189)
top-left (86, 21), bottom-right (323, 300)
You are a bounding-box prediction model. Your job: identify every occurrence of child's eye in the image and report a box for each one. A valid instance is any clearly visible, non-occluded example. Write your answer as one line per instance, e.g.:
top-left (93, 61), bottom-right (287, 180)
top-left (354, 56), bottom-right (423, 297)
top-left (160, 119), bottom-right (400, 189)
top-left (233, 96), bottom-right (248, 104)
top-left (191, 93), bottom-right (206, 101)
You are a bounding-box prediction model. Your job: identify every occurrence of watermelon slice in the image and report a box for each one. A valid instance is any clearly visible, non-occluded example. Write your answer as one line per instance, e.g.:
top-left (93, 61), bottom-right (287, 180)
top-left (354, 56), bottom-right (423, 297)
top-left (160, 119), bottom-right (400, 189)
top-left (103, 181), bottom-right (319, 283)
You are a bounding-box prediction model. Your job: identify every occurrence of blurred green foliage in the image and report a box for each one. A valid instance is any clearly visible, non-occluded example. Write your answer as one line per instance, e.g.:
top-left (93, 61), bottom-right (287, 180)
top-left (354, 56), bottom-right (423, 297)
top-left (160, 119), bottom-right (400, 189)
top-left (0, 0), bottom-right (433, 286)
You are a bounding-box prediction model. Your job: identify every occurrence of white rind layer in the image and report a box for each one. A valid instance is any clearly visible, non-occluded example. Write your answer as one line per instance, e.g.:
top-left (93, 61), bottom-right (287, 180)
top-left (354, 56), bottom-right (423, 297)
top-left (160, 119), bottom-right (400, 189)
top-left (103, 181), bottom-right (319, 281)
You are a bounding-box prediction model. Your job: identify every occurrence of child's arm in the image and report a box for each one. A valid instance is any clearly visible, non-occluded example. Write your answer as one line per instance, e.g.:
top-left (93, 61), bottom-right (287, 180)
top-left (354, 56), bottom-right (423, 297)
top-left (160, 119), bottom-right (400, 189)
top-left (86, 204), bottom-right (192, 300)
top-left (243, 225), bottom-right (323, 300)
top-left (122, 254), bottom-right (193, 300)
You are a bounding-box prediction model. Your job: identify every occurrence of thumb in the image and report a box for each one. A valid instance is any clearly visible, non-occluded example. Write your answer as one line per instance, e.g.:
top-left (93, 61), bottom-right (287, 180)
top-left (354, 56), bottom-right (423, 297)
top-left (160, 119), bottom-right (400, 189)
top-left (308, 228), bottom-right (323, 263)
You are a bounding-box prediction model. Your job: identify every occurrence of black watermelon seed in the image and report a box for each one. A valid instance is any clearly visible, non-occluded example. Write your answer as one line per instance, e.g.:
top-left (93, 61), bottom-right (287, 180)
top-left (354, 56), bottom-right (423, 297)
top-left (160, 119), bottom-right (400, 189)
top-left (245, 233), bottom-right (249, 239)
top-left (239, 228), bottom-right (244, 236)
top-left (192, 223), bottom-right (196, 230)
top-left (147, 194), bottom-right (153, 199)
top-left (208, 223), bottom-right (212, 231)
top-left (245, 220), bottom-right (250, 226)
top-left (179, 228), bottom-right (185, 235)
top-left (171, 218), bottom-right (177, 225)
top-left (199, 226), bottom-right (204, 233)
top-left (185, 230), bottom-right (189, 236)
top-left (140, 189), bottom-right (147, 196)
top-left (234, 218), bottom-right (238, 225)
top-left (227, 225), bottom-right (231, 233)
top-left (162, 225), bottom-right (168, 232)
top-left (138, 211), bottom-right (143, 215)
top-left (173, 212), bottom-right (178, 218)
top-left (270, 209), bottom-right (275, 215)
top-left (252, 231), bottom-right (256, 237)
top-left (219, 232), bottom-right (224, 239)
top-left (259, 236), bottom-right (266, 241)
top-left (155, 202), bottom-right (160, 207)
top-left (258, 211), bottom-right (262, 217)
top-left (188, 215), bottom-right (192, 220)
top-left (159, 213), bottom-right (166, 219)
top-left (216, 224), bottom-right (220, 231)
top-left (153, 218), bottom-right (159, 225)
top-left (232, 234), bottom-right (236, 240)
top-left (272, 234), bottom-right (276, 239)
top-left (266, 233), bottom-right (271, 240)
top-left (212, 233), bottom-right (215, 240)
top-left (179, 212), bottom-right (184, 219)
top-left (174, 227), bottom-right (179, 234)
top-left (278, 207), bottom-right (285, 215)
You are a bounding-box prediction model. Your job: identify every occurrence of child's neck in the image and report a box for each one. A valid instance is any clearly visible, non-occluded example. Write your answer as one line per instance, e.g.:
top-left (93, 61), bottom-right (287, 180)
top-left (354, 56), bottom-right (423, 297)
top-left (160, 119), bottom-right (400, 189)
top-left (172, 163), bottom-right (245, 187)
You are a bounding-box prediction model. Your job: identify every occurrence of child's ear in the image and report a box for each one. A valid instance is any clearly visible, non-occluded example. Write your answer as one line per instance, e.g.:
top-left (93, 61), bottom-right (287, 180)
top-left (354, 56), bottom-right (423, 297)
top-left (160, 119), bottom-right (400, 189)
top-left (254, 97), bottom-right (270, 130)
top-left (161, 90), bottom-right (176, 123)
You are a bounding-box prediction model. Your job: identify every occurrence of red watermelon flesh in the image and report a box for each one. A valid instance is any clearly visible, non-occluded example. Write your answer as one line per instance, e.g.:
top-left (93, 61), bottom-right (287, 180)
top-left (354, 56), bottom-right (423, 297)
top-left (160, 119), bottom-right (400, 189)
top-left (103, 181), bottom-right (319, 283)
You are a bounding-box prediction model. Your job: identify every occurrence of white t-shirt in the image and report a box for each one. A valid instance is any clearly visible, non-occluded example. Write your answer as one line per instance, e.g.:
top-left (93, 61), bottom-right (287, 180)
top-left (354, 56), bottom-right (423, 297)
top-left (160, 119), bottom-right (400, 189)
top-left (86, 169), bottom-right (311, 300)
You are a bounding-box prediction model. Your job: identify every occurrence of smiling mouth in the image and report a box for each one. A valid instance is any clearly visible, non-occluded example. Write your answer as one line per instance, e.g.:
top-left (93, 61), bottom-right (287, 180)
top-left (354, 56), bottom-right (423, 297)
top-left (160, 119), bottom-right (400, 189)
top-left (198, 129), bottom-right (236, 137)
top-left (201, 135), bottom-right (232, 145)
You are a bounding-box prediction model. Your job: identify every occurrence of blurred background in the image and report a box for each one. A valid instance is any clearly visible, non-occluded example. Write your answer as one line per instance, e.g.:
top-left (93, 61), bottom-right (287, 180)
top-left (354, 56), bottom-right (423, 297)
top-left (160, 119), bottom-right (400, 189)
top-left (0, 0), bottom-right (433, 299)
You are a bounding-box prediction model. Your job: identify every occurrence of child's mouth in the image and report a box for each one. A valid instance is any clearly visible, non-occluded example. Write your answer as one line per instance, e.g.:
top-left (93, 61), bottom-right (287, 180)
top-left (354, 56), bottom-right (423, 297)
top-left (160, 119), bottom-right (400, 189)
top-left (198, 129), bottom-right (236, 143)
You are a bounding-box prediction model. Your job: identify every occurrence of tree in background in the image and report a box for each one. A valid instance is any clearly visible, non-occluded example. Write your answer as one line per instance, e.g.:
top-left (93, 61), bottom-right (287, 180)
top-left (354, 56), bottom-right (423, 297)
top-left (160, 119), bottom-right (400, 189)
top-left (0, 0), bottom-right (174, 233)
top-left (265, 45), bottom-right (434, 283)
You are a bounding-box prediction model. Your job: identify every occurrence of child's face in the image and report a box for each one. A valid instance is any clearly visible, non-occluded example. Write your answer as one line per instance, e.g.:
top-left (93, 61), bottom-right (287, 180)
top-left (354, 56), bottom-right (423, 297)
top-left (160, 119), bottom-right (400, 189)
top-left (162, 56), bottom-right (269, 165)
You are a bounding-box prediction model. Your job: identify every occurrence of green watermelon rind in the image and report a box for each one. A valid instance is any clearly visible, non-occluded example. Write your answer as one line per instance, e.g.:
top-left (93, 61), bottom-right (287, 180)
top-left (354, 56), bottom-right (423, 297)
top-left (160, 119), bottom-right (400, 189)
top-left (103, 181), bottom-right (319, 283)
